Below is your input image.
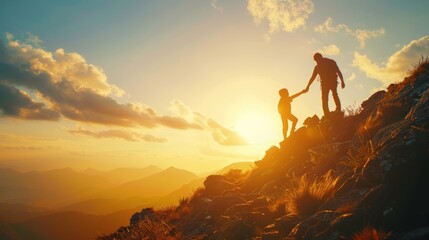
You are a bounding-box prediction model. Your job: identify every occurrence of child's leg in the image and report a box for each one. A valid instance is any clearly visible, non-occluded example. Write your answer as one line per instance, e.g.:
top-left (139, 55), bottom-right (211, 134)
top-left (281, 115), bottom-right (288, 140)
top-left (288, 114), bottom-right (298, 134)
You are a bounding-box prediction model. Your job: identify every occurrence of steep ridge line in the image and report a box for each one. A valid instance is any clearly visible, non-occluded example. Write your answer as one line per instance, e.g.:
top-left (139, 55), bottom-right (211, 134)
top-left (100, 60), bottom-right (429, 240)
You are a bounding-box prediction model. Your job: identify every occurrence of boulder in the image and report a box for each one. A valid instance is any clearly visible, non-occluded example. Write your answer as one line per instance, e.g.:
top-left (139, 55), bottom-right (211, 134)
top-left (204, 175), bottom-right (235, 197)
top-left (129, 207), bottom-right (156, 225)
top-left (303, 114), bottom-right (320, 127)
top-left (361, 90), bottom-right (386, 111)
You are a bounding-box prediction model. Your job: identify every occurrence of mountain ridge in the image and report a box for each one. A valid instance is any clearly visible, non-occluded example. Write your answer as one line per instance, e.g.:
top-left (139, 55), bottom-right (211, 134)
top-left (100, 60), bottom-right (429, 239)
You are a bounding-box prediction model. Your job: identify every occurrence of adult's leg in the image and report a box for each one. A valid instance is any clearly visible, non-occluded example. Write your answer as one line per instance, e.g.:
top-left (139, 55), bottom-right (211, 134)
top-left (331, 84), bottom-right (341, 112)
top-left (281, 115), bottom-right (289, 140)
top-left (321, 84), bottom-right (330, 116)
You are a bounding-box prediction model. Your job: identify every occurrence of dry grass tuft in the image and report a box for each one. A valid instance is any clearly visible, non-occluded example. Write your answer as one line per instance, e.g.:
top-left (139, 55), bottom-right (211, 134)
top-left (345, 103), bottom-right (363, 117)
top-left (351, 227), bottom-right (391, 240)
top-left (188, 187), bottom-right (205, 204)
top-left (345, 136), bottom-right (374, 171)
top-left (407, 56), bottom-right (429, 80)
top-left (284, 173), bottom-right (339, 217)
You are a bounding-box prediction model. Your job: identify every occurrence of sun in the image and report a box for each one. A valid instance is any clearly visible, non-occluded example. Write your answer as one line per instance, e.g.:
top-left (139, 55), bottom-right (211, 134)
top-left (235, 111), bottom-right (278, 146)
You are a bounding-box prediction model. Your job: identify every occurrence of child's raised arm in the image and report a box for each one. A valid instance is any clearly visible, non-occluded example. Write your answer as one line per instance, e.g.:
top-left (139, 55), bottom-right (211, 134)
top-left (290, 89), bottom-right (307, 100)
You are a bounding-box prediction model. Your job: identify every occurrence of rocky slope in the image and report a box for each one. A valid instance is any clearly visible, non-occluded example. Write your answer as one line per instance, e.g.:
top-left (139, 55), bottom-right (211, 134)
top-left (100, 60), bottom-right (429, 240)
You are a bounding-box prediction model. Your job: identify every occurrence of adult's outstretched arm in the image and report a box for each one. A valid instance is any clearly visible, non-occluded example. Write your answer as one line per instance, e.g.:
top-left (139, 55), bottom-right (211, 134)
top-left (305, 66), bottom-right (318, 92)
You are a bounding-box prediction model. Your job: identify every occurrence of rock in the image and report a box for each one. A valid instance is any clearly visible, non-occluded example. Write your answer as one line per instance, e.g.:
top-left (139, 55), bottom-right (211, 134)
top-left (204, 175), bottom-right (235, 197)
top-left (255, 146), bottom-right (281, 167)
top-left (316, 211), bottom-right (366, 239)
top-left (274, 215), bottom-right (298, 236)
top-left (129, 207), bottom-right (155, 225)
top-left (209, 219), bottom-right (255, 240)
top-left (308, 141), bottom-right (352, 174)
top-left (406, 88), bottom-right (429, 119)
top-left (249, 196), bottom-right (269, 208)
top-left (224, 203), bottom-right (253, 216)
top-left (205, 174), bottom-right (231, 183)
top-left (288, 210), bottom-right (339, 240)
top-left (245, 211), bottom-right (273, 228)
top-left (361, 90), bottom-right (386, 111)
top-left (210, 192), bottom-right (246, 215)
top-left (303, 114), bottom-right (320, 127)
top-left (398, 226), bottom-right (429, 240)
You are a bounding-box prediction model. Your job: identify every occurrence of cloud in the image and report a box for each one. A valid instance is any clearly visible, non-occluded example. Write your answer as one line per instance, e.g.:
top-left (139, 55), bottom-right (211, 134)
top-left (318, 44), bottom-right (340, 56)
top-left (0, 82), bottom-right (60, 120)
top-left (314, 17), bottom-right (385, 48)
top-left (247, 0), bottom-right (314, 33)
top-left (354, 29), bottom-right (385, 48)
top-left (68, 127), bottom-right (167, 143)
top-left (314, 17), bottom-right (352, 33)
top-left (0, 146), bottom-right (59, 151)
top-left (353, 36), bottom-right (429, 85)
top-left (347, 72), bottom-right (357, 82)
top-left (0, 34), bottom-right (247, 146)
top-left (206, 119), bottom-right (248, 146)
top-left (25, 32), bottom-right (43, 48)
top-left (171, 100), bottom-right (248, 146)
top-left (4, 34), bottom-right (123, 96)
top-left (210, 0), bottom-right (223, 12)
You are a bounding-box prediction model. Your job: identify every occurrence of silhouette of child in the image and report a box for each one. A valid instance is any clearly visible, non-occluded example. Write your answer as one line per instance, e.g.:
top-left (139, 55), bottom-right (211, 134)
top-left (278, 88), bottom-right (306, 140)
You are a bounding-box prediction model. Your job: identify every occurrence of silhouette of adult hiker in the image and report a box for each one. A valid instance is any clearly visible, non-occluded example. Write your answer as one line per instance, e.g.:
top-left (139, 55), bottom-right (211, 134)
top-left (278, 88), bottom-right (306, 141)
top-left (304, 53), bottom-right (345, 117)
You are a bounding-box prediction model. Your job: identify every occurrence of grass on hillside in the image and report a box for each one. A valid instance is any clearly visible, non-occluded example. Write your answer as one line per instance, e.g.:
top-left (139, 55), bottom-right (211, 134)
top-left (282, 173), bottom-right (339, 217)
top-left (345, 136), bottom-right (374, 171)
top-left (351, 227), bottom-right (391, 240)
top-left (406, 56), bottom-right (429, 82)
top-left (344, 102), bottom-right (363, 117)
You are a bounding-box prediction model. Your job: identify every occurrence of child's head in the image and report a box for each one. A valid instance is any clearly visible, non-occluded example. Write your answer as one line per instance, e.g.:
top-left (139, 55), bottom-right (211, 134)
top-left (279, 88), bottom-right (289, 97)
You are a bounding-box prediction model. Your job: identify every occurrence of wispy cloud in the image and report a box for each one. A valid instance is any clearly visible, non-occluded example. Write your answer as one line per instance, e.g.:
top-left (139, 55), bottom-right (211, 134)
top-left (247, 0), bottom-right (314, 33)
top-left (210, 0), bottom-right (223, 12)
top-left (170, 100), bottom-right (248, 146)
top-left (354, 29), bottom-right (386, 49)
top-left (347, 72), bottom-right (357, 82)
top-left (318, 44), bottom-right (340, 56)
top-left (314, 17), bottom-right (385, 48)
top-left (25, 32), bottom-right (43, 48)
top-left (0, 34), bottom-right (247, 146)
top-left (353, 36), bottom-right (429, 85)
top-left (68, 127), bottom-right (167, 143)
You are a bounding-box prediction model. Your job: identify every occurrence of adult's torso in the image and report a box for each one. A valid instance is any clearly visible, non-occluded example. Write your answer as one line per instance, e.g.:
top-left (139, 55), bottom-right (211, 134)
top-left (316, 58), bottom-right (338, 84)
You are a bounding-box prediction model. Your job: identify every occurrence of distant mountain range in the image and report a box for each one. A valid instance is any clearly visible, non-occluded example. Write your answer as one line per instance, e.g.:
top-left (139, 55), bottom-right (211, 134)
top-left (0, 168), bottom-right (114, 209)
top-left (12, 208), bottom-right (141, 240)
top-left (93, 166), bottom-right (199, 199)
top-left (81, 165), bottom-right (162, 184)
top-left (0, 162), bottom-right (253, 240)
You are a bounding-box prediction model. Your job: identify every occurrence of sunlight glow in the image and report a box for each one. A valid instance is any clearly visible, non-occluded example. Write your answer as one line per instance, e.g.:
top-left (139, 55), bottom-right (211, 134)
top-left (235, 111), bottom-right (277, 146)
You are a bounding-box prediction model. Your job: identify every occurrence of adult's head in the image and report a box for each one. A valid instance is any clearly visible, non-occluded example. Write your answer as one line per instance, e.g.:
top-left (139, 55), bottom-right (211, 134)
top-left (313, 52), bottom-right (323, 63)
top-left (279, 88), bottom-right (289, 97)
